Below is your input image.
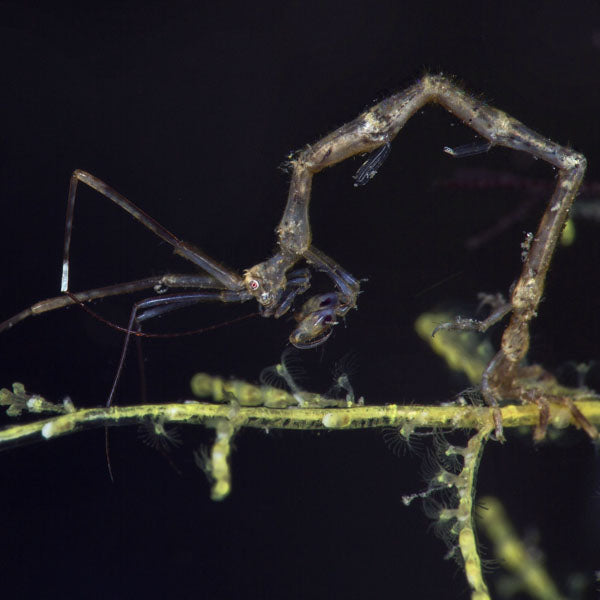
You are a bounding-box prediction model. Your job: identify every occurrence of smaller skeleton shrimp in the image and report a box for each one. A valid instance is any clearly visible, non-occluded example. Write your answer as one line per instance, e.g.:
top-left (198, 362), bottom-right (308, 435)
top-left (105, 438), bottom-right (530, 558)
top-left (0, 75), bottom-right (587, 432)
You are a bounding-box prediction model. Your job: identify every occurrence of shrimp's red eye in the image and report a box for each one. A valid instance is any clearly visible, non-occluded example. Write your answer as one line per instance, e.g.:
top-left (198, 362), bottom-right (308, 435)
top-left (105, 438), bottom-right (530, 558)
top-left (249, 279), bottom-right (260, 291)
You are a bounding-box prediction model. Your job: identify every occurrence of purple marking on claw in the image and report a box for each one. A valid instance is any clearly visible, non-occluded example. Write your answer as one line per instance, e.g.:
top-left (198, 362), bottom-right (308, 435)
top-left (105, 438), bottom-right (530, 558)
top-left (289, 306), bottom-right (338, 348)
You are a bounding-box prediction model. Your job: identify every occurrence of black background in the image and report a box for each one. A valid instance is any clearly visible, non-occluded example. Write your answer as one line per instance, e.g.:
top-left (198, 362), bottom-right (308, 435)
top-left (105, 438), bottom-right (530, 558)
top-left (1, 2), bottom-right (599, 599)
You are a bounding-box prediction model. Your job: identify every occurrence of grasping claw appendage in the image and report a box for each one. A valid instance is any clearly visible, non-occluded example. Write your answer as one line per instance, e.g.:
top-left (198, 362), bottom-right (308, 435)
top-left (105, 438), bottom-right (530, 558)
top-left (290, 292), bottom-right (343, 348)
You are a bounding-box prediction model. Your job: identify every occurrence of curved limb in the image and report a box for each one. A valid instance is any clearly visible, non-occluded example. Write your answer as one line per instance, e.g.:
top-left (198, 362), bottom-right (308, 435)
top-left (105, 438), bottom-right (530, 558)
top-left (102, 286), bottom-right (252, 481)
top-left (304, 246), bottom-right (361, 312)
top-left (271, 269), bottom-right (311, 318)
top-left (107, 289), bottom-right (250, 407)
top-left (62, 170), bottom-right (245, 293)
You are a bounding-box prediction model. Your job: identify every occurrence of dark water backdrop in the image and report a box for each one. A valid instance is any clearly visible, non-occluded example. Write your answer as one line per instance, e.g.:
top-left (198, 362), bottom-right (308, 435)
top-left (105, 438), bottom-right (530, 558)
top-left (1, 2), bottom-right (599, 598)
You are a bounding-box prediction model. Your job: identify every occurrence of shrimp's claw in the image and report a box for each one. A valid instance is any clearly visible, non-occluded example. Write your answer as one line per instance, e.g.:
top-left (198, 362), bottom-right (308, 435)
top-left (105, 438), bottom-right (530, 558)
top-left (289, 293), bottom-right (342, 348)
